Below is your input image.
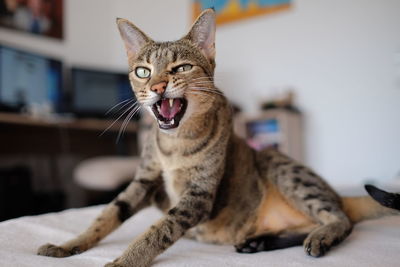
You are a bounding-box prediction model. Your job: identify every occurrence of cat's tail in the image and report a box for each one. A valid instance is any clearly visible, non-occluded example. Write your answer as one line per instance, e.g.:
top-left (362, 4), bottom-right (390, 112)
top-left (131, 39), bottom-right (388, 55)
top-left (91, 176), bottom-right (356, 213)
top-left (341, 185), bottom-right (400, 223)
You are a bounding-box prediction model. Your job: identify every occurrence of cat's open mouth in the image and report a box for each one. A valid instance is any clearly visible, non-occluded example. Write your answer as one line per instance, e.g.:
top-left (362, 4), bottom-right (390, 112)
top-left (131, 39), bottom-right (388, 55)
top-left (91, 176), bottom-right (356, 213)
top-left (151, 98), bottom-right (188, 130)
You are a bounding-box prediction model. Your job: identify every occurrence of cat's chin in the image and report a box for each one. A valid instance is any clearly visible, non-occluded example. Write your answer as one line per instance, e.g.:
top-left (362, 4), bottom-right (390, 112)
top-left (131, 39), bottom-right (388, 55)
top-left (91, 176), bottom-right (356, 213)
top-left (159, 127), bottom-right (179, 135)
top-left (151, 97), bottom-right (188, 130)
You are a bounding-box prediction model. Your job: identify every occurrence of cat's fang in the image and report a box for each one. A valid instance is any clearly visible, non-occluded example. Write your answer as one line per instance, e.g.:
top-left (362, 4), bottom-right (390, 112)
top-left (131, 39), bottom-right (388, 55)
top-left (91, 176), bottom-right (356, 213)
top-left (151, 98), bottom-right (187, 130)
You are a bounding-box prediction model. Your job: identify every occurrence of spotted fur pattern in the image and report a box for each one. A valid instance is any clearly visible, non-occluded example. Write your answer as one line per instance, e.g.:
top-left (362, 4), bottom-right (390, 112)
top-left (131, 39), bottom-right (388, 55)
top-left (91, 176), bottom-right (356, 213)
top-left (37, 9), bottom-right (400, 267)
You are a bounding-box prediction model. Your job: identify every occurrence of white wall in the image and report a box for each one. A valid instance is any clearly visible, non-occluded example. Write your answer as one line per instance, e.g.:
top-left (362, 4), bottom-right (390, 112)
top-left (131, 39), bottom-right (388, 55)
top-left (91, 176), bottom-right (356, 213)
top-left (215, 0), bottom-right (400, 187)
top-left (1, 0), bottom-right (399, 187)
top-left (0, 0), bottom-right (191, 69)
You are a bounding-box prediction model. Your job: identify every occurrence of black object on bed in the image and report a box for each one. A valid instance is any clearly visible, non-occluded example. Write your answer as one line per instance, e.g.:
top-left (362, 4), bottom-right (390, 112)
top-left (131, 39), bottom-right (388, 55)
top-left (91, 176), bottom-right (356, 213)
top-left (0, 165), bottom-right (65, 221)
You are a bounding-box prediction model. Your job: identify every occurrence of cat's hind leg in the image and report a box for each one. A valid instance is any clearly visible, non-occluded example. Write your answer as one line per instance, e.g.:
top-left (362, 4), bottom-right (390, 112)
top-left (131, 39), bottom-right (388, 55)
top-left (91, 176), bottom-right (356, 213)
top-left (256, 149), bottom-right (353, 257)
top-left (235, 231), bottom-right (308, 253)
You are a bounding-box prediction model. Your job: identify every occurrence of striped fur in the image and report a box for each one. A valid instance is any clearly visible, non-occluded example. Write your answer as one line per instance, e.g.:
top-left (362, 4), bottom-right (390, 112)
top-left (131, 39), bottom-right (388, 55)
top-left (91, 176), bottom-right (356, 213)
top-left (37, 9), bottom-right (400, 267)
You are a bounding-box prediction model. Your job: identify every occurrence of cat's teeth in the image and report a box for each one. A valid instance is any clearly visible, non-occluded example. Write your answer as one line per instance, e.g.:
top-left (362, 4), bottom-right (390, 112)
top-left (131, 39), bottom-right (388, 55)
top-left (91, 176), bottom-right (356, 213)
top-left (157, 105), bottom-right (161, 112)
top-left (171, 119), bottom-right (174, 124)
top-left (169, 98), bottom-right (173, 107)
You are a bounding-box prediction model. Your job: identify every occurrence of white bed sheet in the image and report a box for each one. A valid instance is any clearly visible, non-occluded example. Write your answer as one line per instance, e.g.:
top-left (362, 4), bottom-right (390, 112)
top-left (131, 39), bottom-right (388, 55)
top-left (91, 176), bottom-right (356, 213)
top-left (1, 205), bottom-right (399, 267)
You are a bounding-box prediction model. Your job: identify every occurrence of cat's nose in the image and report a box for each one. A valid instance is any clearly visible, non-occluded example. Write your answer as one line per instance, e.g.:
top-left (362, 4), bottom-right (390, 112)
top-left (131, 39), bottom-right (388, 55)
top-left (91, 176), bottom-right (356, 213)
top-left (150, 81), bottom-right (167, 95)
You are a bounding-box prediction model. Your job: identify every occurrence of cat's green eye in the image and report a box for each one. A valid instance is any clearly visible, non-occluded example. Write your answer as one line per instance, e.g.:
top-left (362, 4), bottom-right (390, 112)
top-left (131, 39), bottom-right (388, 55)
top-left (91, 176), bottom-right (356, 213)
top-left (176, 64), bottom-right (193, 73)
top-left (135, 67), bottom-right (151, 78)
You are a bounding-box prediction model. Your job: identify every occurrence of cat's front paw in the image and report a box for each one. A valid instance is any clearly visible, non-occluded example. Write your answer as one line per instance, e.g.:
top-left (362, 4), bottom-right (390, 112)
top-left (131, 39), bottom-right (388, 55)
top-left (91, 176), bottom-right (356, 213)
top-left (37, 243), bottom-right (80, 257)
top-left (104, 258), bottom-right (126, 267)
top-left (105, 263), bottom-right (124, 267)
top-left (105, 256), bottom-right (151, 267)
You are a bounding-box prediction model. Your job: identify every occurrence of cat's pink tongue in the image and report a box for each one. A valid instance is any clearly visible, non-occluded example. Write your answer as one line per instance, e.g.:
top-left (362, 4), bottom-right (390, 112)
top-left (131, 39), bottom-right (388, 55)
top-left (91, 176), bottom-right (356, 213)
top-left (160, 98), bottom-right (181, 120)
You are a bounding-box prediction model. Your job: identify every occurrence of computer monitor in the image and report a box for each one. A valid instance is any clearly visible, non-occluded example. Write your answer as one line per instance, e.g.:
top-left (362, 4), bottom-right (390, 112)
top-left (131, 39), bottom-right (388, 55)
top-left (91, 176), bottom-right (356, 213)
top-left (0, 44), bottom-right (63, 112)
top-left (71, 67), bottom-right (138, 119)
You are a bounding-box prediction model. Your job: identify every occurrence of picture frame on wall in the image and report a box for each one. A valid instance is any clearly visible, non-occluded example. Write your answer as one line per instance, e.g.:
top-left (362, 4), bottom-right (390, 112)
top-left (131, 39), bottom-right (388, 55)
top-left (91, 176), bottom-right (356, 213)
top-left (193, 0), bottom-right (292, 25)
top-left (0, 0), bottom-right (63, 39)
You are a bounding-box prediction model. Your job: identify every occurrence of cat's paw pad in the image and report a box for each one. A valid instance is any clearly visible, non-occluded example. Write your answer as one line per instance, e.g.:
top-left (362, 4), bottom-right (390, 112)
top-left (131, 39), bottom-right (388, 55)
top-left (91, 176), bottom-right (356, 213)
top-left (235, 238), bottom-right (265, 253)
top-left (37, 243), bottom-right (79, 257)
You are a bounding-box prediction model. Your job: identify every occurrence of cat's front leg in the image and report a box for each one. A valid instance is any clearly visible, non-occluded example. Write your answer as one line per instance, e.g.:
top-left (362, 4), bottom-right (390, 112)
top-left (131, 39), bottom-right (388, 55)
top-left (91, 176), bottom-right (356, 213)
top-left (37, 176), bottom-right (161, 258)
top-left (38, 140), bottom-right (162, 258)
top-left (105, 179), bottom-right (217, 267)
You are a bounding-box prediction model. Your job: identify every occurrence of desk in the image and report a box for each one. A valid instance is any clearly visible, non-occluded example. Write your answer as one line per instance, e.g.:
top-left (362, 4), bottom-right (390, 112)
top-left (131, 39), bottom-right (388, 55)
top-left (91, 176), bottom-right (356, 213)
top-left (0, 112), bottom-right (140, 208)
top-left (0, 112), bottom-right (138, 156)
top-left (0, 112), bottom-right (137, 132)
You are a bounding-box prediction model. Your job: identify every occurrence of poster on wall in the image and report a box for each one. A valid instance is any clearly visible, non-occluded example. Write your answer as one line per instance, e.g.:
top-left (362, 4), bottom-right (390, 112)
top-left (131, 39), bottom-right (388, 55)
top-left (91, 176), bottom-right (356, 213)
top-left (193, 0), bottom-right (291, 25)
top-left (0, 0), bottom-right (63, 39)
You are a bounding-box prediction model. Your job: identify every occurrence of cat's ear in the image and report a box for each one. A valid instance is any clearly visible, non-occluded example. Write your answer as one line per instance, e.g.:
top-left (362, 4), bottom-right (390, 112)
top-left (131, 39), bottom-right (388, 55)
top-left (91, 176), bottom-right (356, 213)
top-left (184, 8), bottom-right (216, 61)
top-left (116, 18), bottom-right (152, 59)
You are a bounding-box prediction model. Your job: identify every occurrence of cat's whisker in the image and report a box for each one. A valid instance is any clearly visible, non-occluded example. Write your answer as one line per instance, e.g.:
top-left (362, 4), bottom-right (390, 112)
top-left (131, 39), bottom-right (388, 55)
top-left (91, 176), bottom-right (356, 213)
top-left (107, 99), bottom-right (137, 117)
top-left (117, 105), bottom-right (139, 139)
top-left (165, 88), bottom-right (185, 98)
top-left (140, 100), bottom-right (157, 106)
top-left (187, 91), bottom-right (223, 99)
top-left (189, 75), bottom-right (213, 79)
top-left (188, 85), bottom-right (219, 90)
top-left (190, 82), bottom-right (215, 87)
top-left (189, 84), bottom-right (216, 90)
top-left (188, 87), bottom-right (225, 96)
top-left (187, 78), bottom-right (215, 84)
top-left (99, 102), bottom-right (138, 137)
top-left (137, 97), bottom-right (159, 106)
top-left (117, 105), bottom-right (142, 142)
top-left (105, 98), bottom-right (134, 115)
top-left (185, 91), bottom-right (215, 99)
top-left (188, 76), bottom-right (215, 82)
top-left (188, 76), bottom-right (225, 83)
top-left (116, 104), bottom-right (142, 143)
top-left (191, 80), bottom-right (215, 83)
top-left (186, 90), bottom-right (221, 100)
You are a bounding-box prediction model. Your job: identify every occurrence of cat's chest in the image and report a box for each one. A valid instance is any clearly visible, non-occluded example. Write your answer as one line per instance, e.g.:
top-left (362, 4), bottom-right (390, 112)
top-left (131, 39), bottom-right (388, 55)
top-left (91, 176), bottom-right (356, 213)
top-left (162, 170), bottom-right (186, 207)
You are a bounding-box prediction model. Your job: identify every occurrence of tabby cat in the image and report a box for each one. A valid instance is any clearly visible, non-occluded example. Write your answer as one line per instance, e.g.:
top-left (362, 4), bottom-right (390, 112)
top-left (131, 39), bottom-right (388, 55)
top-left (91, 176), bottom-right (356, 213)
top-left (37, 9), bottom-right (400, 267)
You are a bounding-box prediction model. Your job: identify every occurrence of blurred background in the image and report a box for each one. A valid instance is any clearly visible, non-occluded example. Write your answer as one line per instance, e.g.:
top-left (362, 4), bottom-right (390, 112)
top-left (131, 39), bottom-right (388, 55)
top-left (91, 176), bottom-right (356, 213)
top-left (0, 0), bottom-right (399, 221)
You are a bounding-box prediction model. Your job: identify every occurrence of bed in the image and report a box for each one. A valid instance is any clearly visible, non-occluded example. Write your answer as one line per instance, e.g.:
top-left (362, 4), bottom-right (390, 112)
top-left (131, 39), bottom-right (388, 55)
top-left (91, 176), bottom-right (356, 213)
top-left (1, 203), bottom-right (399, 267)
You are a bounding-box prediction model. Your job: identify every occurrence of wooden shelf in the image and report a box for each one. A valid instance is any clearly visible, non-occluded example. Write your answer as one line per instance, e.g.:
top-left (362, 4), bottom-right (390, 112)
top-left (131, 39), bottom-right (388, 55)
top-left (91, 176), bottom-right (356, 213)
top-left (0, 112), bottom-right (138, 133)
top-left (234, 109), bottom-right (303, 162)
